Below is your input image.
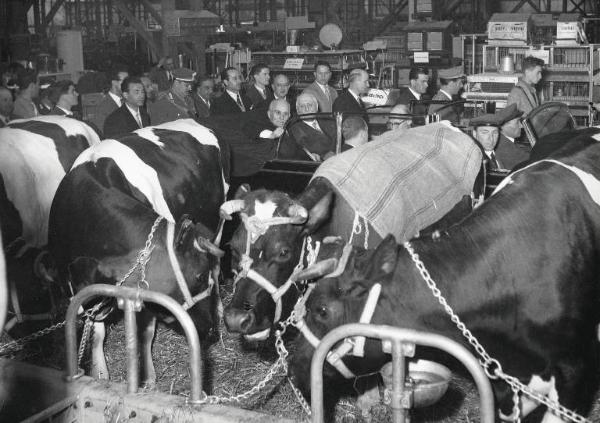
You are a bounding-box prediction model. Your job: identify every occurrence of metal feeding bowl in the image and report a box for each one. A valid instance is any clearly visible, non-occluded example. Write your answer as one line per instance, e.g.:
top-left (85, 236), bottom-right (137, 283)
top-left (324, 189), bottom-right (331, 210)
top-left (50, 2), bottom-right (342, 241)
top-left (380, 359), bottom-right (451, 408)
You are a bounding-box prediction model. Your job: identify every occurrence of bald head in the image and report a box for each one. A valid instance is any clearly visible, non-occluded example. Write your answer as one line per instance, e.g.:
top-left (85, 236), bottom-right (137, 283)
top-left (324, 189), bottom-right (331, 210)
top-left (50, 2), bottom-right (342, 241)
top-left (348, 69), bottom-right (370, 96)
top-left (268, 98), bottom-right (291, 128)
top-left (387, 104), bottom-right (411, 133)
top-left (296, 92), bottom-right (319, 115)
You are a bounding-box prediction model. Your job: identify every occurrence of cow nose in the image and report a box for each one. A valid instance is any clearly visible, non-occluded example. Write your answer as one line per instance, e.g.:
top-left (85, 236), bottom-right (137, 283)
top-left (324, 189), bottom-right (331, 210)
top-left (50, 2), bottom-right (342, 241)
top-left (224, 307), bottom-right (255, 334)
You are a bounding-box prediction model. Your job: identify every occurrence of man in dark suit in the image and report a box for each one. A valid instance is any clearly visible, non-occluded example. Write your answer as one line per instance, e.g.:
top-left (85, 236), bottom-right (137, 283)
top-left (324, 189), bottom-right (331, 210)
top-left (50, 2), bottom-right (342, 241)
top-left (103, 76), bottom-right (150, 139)
top-left (271, 73), bottom-right (295, 115)
top-left (396, 66), bottom-right (430, 116)
top-left (149, 56), bottom-right (175, 92)
top-left (333, 68), bottom-right (370, 122)
top-left (497, 104), bottom-right (530, 169)
top-left (0, 86), bottom-right (14, 127)
top-left (48, 80), bottom-right (79, 116)
top-left (279, 92), bottom-right (336, 161)
top-left (90, 66), bottom-right (129, 133)
top-left (192, 75), bottom-right (214, 119)
top-left (211, 67), bottom-right (252, 115)
top-left (245, 63), bottom-right (273, 110)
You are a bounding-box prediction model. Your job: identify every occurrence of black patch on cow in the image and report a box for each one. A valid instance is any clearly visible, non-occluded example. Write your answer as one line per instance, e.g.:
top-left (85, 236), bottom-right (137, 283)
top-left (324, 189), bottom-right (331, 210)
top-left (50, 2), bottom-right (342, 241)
top-left (9, 119), bottom-right (91, 172)
top-left (0, 173), bottom-right (22, 247)
top-left (116, 129), bottom-right (225, 231)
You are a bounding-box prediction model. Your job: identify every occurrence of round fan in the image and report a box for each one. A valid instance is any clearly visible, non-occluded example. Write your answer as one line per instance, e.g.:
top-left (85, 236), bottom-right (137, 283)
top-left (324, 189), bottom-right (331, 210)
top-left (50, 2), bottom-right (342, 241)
top-left (319, 23), bottom-right (343, 49)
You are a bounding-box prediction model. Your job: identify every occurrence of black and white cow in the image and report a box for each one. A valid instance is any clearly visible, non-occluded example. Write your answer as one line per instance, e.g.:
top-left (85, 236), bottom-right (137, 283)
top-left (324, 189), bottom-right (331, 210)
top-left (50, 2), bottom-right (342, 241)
top-left (223, 122), bottom-right (483, 341)
top-left (0, 116), bottom-right (100, 328)
top-left (48, 119), bottom-right (228, 384)
top-left (290, 130), bottom-right (600, 422)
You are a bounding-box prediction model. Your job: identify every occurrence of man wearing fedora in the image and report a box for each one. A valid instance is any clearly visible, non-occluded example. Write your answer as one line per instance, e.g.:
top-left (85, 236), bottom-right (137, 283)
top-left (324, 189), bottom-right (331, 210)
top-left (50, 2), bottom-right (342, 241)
top-left (470, 104), bottom-right (530, 171)
top-left (507, 56), bottom-right (544, 117)
top-left (149, 67), bottom-right (197, 125)
top-left (428, 66), bottom-right (465, 124)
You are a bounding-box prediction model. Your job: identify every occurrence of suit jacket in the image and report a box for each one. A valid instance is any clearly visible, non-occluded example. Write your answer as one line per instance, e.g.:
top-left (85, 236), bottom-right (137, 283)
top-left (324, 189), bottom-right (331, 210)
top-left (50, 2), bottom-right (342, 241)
top-left (13, 97), bottom-right (39, 119)
top-left (428, 91), bottom-right (462, 123)
top-left (103, 104), bottom-right (150, 139)
top-left (302, 81), bottom-right (338, 113)
top-left (49, 106), bottom-right (70, 116)
top-left (210, 91), bottom-right (252, 115)
top-left (91, 94), bottom-right (120, 136)
top-left (495, 134), bottom-right (530, 170)
top-left (507, 79), bottom-right (539, 117)
top-left (38, 102), bottom-right (53, 115)
top-left (245, 84), bottom-right (273, 110)
top-left (279, 118), bottom-right (337, 161)
top-left (192, 93), bottom-right (211, 118)
top-left (332, 90), bottom-right (368, 122)
top-left (396, 87), bottom-right (430, 116)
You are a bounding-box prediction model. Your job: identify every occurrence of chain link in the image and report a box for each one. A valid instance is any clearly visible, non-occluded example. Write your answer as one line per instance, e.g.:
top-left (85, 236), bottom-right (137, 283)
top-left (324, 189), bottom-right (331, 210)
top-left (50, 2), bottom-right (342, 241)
top-left (0, 320), bottom-right (66, 355)
top-left (403, 241), bottom-right (591, 423)
top-left (77, 317), bottom-right (94, 367)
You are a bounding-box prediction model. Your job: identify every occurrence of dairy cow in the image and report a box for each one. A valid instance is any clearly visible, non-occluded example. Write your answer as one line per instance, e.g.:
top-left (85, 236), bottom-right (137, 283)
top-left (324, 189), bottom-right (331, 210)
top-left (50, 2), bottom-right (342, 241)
top-left (0, 116), bottom-right (100, 328)
top-left (290, 130), bottom-right (600, 422)
top-left (48, 119), bottom-right (228, 384)
top-left (223, 122), bottom-right (483, 341)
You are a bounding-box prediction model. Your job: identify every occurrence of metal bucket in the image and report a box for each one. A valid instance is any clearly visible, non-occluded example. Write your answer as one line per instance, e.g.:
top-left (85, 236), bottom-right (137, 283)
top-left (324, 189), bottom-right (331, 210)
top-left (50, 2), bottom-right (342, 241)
top-left (499, 56), bottom-right (515, 73)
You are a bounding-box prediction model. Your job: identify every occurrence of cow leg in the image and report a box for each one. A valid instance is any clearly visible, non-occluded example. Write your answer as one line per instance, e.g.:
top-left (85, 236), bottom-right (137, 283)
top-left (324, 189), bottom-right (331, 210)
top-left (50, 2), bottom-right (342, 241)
top-left (138, 310), bottom-right (157, 389)
top-left (90, 321), bottom-right (109, 380)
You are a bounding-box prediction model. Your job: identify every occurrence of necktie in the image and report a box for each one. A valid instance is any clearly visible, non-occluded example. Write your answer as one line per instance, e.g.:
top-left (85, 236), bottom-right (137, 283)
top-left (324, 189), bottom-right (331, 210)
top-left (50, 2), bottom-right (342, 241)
top-left (236, 94), bottom-right (245, 111)
top-left (490, 152), bottom-right (500, 170)
top-left (135, 110), bottom-right (143, 128)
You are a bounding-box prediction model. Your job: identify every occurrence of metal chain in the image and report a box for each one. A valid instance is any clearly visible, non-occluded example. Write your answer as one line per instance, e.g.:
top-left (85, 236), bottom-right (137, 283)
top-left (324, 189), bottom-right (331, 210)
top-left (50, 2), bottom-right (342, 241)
top-left (403, 241), bottom-right (591, 423)
top-left (0, 320), bottom-right (66, 355)
top-left (77, 316), bottom-right (94, 367)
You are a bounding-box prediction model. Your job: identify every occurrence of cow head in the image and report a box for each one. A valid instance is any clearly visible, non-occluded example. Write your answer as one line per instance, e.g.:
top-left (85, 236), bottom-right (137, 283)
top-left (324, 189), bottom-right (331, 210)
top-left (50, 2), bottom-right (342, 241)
top-left (223, 181), bottom-right (334, 341)
top-left (172, 215), bottom-right (224, 339)
top-left (289, 235), bottom-right (399, 396)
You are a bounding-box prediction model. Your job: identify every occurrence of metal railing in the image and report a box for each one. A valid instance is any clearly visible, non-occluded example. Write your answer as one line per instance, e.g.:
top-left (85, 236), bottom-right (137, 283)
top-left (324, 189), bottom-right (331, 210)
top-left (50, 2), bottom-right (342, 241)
top-left (310, 324), bottom-right (495, 423)
top-left (64, 284), bottom-right (205, 403)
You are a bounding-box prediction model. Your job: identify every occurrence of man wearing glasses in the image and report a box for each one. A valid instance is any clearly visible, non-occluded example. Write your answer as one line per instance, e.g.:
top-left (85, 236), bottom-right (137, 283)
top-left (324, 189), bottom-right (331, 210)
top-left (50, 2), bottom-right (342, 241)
top-left (386, 104), bottom-right (412, 134)
top-left (149, 68), bottom-right (197, 125)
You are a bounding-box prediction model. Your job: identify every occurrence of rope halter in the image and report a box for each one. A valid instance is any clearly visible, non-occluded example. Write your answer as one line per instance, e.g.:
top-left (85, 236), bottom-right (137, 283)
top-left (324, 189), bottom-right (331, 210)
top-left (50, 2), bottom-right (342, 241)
top-left (221, 199), bottom-right (312, 323)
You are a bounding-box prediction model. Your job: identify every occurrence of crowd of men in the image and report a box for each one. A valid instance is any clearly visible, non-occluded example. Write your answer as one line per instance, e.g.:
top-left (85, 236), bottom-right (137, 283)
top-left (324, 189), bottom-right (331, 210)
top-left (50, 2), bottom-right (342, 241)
top-left (2, 53), bottom-right (597, 172)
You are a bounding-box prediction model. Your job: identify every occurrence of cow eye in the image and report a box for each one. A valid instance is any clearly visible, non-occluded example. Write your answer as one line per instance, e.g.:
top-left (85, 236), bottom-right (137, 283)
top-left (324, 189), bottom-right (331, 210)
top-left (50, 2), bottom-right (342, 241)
top-left (279, 247), bottom-right (290, 258)
top-left (317, 305), bottom-right (328, 318)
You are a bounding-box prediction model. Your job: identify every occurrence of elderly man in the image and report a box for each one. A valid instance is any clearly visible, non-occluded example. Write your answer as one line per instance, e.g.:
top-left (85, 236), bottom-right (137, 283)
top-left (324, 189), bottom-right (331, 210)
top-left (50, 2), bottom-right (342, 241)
top-left (387, 103), bottom-right (412, 134)
top-left (470, 104), bottom-right (529, 171)
top-left (0, 86), bottom-right (14, 127)
top-left (507, 56), bottom-right (544, 117)
top-left (279, 92), bottom-right (336, 161)
top-left (428, 66), bottom-right (465, 123)
top-left (271, 73), bottom-right (295, 114)
top-left (342, 115), bottom-right (369, 150)
top-left (211, 67), bottom-right (252, 115)
top-left (301, 61), bottom-right (338, 113)
top-left (396, 66), bottom-right (430, 115)
top-left (243, 98), bottom-right (290, 141)
top-left (333, 68), bottom-right (370, 122)
top-left (149, 67), bottom-right (196, 125)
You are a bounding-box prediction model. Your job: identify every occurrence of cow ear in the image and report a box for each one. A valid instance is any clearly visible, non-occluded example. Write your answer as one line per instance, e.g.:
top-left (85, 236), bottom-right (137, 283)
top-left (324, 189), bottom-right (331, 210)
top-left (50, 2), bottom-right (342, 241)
top-left (234, 184), bottom-right (251, 200)
top-left (175, 215), bottom-right (194, 249)
top-left (368, 235), bottom-right (398, 280)
top-left (302, 191), bottom-right (333, 235)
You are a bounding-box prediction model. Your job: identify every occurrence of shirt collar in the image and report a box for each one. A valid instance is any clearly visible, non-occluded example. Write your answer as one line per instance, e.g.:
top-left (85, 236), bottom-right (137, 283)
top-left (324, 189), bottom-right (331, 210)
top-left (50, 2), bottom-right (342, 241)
top-left (408, 87), bottom-right (421, 100)
top-left (57, 106), bottom-right (72, 115)
top-left (125, 103), bottom-right (139, 116)
top-left (108, 91), bottom-right (122, 106)
top-left (226, 89), bottom-right (240, 101)
top-left (440, 89), bottom-right (452, 100)
top-left (348, 89), bottom-right (361, 103)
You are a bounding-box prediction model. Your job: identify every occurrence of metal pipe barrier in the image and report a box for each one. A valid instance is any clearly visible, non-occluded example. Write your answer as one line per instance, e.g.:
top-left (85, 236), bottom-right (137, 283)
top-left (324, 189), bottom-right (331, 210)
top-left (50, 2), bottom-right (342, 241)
top-left (310, 324), bottom-right (495, 423)
top-left (64, 284), bottom-right (204, 403)
top-left (0, 228), bottom-right (7, 333)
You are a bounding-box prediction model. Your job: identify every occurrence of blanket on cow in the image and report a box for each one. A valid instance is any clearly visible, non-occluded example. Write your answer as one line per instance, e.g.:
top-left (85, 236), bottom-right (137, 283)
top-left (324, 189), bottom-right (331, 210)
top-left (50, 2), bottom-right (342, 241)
top-left (312, 122), bottom-right (482, 241)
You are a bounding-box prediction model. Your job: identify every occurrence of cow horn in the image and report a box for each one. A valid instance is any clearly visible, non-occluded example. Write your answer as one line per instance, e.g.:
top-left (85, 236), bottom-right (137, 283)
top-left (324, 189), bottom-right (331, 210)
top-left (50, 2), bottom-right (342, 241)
top-left (293, 258), bottom-right (338, 281)
top-left (220, 199), bottom-right (245, 220)
top-left (287, 203), bottom-right (308, 224)
top-left (196, 236), bottom-right (225, 258)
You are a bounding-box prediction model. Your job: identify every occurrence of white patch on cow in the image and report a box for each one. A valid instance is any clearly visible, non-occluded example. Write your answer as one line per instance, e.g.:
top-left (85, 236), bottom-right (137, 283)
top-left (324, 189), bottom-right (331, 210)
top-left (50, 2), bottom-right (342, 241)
top-left (243, 328), bottom-right (270, 341)
top-left (491, 176), bottom-right (514, 196)
top-left (592, 131), bottom-right (600, 142)
top-left (517, 375), bottom-right (559, 420)
top-left (151, 119), bottom-right (220, 148)
top-left (253, 199), bottom-right (278, 221)
top-left (73, 139), bottom-right (175, 223)
top-left (9, 115), bottom-right (100, 145)
top-left (0, 128), bottom-right (66, 247)
top-left (134, 127), bottom-right (164, 147)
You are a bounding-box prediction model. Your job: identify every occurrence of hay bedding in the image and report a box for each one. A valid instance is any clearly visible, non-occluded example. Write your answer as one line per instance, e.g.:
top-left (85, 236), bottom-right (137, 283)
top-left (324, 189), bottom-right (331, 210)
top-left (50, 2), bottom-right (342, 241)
top-left (4, 286), bottom-right (600, 422)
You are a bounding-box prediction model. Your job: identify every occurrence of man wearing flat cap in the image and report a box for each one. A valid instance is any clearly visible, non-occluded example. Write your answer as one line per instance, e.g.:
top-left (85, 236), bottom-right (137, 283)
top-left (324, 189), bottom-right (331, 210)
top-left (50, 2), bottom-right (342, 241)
top-left (470, 104), bottom-right (529, 171)
top-left (428, 66), bottom-right (465, 124)
top-left (149, 67), bottom-right (197, 125)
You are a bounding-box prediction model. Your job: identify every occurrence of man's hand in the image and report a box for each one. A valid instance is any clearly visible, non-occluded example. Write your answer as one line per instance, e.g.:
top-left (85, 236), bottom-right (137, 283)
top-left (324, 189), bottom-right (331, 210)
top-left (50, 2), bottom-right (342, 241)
top-left (272, 127), bottom-right (285, 138)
